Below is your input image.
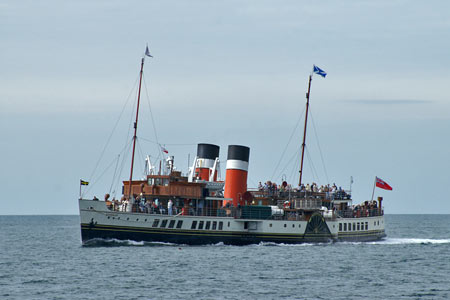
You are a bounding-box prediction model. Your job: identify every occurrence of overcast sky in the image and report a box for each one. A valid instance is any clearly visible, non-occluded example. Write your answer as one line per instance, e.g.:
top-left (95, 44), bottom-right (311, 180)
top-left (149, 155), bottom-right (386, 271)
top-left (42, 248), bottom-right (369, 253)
top-left (1, 0), bottom-right (450, 214)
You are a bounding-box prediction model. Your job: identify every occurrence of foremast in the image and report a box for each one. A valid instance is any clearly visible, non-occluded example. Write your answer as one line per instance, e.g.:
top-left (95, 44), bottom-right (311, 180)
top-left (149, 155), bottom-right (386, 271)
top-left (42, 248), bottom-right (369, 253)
top-left (128, 48), bottom-right (151, 199)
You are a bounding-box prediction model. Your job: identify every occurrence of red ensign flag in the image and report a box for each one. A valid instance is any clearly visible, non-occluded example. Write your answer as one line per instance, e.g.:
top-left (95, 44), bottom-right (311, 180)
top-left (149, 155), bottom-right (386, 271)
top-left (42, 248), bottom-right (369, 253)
top-left (376, 177), bottom-right (393, 190)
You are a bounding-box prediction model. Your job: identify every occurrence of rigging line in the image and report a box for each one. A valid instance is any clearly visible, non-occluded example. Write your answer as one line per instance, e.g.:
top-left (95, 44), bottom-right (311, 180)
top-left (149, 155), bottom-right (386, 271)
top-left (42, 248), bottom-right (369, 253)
top-left (142, 73), bottom-right (163, 159)
top-left (82, 151), bottom-right (123, 198)
top-left (108, 154), bottom-right (121, 195)
top-left (138, 137), bottom-right (197, 147)
top-left (138, 137), bottom-right (159, 145)
top-left (85, 138), bottom-right (133, 197)
top-left (288, 148), bottom-right (301, 186)
top-left (309, 108), bottom-right (330, 184)
top-left (87, 75), bottom-right (140, 185)
top-left (136, 138), bottom-right (146, 178)
top-left (270, 105), bottom-right (306, 181)
top-left (247, 177), bottom-right (258, 189)
top-left (305, 147), bottom-right (320, 184)
top-left (160, 143), bottom-right (197, 146)
top-left (111, 138), bottom-right (134, 198)
top-left (275, 143), bottom-right (302, 182)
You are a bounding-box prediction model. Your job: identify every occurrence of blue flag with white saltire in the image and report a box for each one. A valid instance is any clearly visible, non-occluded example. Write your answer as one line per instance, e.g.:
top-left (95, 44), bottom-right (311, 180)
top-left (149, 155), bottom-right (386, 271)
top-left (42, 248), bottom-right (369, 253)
top-left (313, 65), bottom-right (327, 78)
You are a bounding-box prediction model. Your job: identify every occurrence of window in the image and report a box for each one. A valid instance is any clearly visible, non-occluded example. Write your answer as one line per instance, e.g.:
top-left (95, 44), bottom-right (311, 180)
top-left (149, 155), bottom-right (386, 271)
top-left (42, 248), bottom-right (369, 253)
top-left (284, 224), bottom-right (287, 228)
top-left (344, 223), bottom-right (347, 231)
top-left (374, 221), bottom-right (376, 226)
top-left (168, 220), bottom-right (176, 228)
top-left (191, 221), bottom-right (198, 229)
top-left (339, 223), bottom-right (342, 231)
top-left (160, 219), bottom-right (168, 228)
top-left (244, 222), bottom-right (248, 229)
top-left (353, 223), bottom-right (356, 231)
top-left (212, 221), bottom-right (217, 230)
top-left (365, 222), bottom-right (368, 230)
top-left (292, 224), bottom-right (295, 228)
top-left (152, 219), bottom-right (160, 227)
top-left (228, 222), bottom-right (230, 227)
top-left (176, 220), bottom-right (183, 229)
top-left (357, 222), bottom-right (360, 231)
top-left (198, 221), bottom-right (204, 230)
top-left (348, 223), bottom-right (351, 231)
top-left (269, 223), bottom-right (273, 227)
top-left (205, 221), bottom-right (211, 230)
top-left (218, 222), bottom-right (223, 230)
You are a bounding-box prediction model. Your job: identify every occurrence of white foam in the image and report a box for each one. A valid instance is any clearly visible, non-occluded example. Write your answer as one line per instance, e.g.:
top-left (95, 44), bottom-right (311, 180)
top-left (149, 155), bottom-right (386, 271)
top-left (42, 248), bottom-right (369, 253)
top-left (367, 238), bottom-right (450, 245)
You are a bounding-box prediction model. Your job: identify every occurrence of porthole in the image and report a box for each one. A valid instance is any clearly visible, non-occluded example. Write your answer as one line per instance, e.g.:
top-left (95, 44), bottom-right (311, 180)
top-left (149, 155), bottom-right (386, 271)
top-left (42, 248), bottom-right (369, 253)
top-left (127, 218), bottom-right (129, 221)
top-left (269, 223), bottom-right (272, 227)
top-left (292, 224), bottom-right (295, 228)
top-left (284, 224), bottom-right (287, 228)
top-left (136, 219), bottom-right (139, 221)
top-left (299, 224), bottom-right (301, 228)
top-left (107, 216), bottom-right (110, 219)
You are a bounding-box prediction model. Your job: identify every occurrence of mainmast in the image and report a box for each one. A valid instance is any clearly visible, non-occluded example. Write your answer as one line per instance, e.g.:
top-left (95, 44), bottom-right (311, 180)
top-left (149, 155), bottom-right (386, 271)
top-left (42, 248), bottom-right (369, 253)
top-left (128, 57), bottom-right (145, 199)
top-left (298, 65), bottom-right (326, 187)
top-left (298, 74), bottom-right (312, 187)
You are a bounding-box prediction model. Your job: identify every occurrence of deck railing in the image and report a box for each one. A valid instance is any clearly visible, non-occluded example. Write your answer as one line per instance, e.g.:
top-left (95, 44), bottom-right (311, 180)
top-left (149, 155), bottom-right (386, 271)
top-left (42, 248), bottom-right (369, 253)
top-left (248, 189), bottom-right (352, 201)
top-left (336, 208), bottom-right (384, 218)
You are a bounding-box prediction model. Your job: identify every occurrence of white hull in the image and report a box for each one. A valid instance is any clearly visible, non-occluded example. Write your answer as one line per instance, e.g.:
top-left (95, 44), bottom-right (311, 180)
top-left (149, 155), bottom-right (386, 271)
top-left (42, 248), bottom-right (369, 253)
top-left (79, 199), bottom-right (386, 245)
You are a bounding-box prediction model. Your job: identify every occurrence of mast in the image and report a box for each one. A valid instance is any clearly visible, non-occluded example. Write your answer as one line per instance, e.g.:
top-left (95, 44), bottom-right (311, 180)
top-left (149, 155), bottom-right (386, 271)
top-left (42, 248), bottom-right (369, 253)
top-left (298, 74), bottom-right (312, 187)
top-left (128, 57), bottom-right (145, 199)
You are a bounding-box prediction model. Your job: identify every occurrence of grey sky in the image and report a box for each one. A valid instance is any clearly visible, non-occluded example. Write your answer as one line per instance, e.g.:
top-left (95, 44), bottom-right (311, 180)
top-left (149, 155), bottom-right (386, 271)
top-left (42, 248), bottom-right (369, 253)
top-left (1, 0), bottom-right (450, 214)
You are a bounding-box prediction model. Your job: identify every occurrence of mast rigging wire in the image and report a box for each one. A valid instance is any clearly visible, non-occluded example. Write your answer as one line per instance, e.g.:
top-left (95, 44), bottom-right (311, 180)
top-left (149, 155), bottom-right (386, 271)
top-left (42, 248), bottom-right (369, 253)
top-left (83, 137), bottom-right (133, 197)
top-left (305, 147), bottom-right (320, 184)
top-left (86, 75), bottom-right (139, 186)
top-left (142, 73), bottom-right (163, 160)
top-left (270, 106), bottom-right (306, 181)
top-left (309, 107), bottom-right (330, 184)
top-left (108, 154), bottom-right (121, 195)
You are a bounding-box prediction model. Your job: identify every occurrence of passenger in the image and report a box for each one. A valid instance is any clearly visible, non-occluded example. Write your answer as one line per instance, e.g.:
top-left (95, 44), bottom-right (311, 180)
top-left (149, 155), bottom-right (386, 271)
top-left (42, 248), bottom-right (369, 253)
top-left (172, 204), bottom-right (177, 215)
top-left (258, 182), bottom-right (263, 191)
top-left (198, 199), bottom-right (204, 216)
top-left (145, 200), bottom-right (152, 213)
top-left (168, 199), bottom-right (173, 216)
top-left (305, 183), bottom-right (311, 192)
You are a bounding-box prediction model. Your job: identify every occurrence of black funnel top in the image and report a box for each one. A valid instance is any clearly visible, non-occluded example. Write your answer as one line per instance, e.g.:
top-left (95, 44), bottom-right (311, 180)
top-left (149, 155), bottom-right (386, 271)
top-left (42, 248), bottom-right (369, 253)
top-left (197, 143), bottom-right (220, 160)
top-left (227, 145), bottom-right (250, 162)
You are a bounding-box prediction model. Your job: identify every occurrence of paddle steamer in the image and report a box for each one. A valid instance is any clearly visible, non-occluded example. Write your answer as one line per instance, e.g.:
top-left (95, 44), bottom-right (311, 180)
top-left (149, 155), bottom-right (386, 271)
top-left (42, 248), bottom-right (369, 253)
top-left (79, 51), bottom-right (386, 245)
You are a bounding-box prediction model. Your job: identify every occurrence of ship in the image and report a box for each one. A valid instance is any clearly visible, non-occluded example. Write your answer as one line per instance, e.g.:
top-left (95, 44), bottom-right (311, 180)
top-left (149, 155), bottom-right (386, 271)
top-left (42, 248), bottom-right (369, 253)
top-left (78, 51), bottom-right (387, 245)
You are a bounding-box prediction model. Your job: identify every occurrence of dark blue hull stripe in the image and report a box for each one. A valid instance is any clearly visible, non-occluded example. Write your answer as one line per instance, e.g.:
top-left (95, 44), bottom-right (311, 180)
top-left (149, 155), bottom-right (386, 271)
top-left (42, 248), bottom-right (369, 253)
top-left (81, 224), bottom-right (385, 245)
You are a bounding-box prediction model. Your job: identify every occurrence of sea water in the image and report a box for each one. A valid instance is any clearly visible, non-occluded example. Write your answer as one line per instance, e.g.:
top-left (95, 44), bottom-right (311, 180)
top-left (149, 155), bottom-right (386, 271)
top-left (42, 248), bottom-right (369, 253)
top-left (1, 215), bottom-right (450, 300)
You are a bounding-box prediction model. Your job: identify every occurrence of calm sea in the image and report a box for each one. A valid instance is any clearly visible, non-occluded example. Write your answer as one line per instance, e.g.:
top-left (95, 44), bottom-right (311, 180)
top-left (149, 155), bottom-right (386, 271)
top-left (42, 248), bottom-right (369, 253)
top-left (1, 215), bottom-right (450, 300)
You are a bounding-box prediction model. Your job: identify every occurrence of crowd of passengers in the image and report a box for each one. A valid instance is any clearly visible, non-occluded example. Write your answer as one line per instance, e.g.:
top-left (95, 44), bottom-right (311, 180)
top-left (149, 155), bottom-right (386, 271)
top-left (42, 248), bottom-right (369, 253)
top-left (101, 193), bottom-right (218, 216)
top-left (336, 200), bottom-right (382, 218)
top-left (257, 181), bottom-right (350, 200)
